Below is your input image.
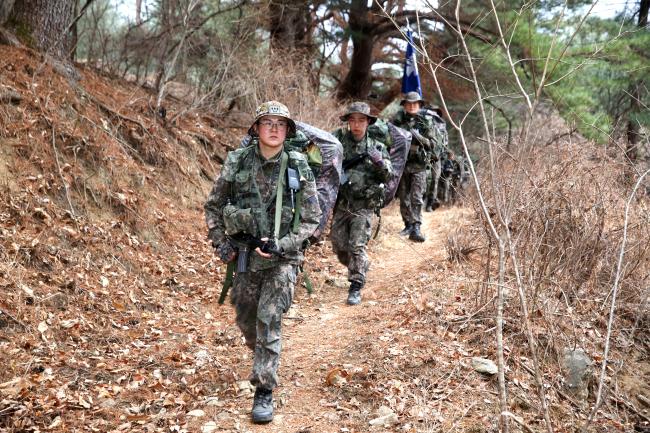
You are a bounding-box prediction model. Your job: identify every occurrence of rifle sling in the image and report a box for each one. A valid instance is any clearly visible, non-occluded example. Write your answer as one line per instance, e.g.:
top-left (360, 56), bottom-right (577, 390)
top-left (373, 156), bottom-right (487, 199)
top-left (219, 260), bottom-right (236, 305)
top-left (273, 151), bottom-right (289, 240)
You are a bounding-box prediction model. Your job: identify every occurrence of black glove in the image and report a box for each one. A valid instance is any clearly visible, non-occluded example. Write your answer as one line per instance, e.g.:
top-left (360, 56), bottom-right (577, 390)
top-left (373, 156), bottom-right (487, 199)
top-left (367, 148), bottom-right (384, 167)
top-left (260, 239), bottom-right (283, 256)
top-left (214, 240), bottom-right (236, 263)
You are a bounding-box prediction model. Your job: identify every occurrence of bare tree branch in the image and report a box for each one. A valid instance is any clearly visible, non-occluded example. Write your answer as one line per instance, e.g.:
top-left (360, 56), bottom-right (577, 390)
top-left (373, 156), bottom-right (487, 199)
top-left (581, 167), bottom-right (650, 433)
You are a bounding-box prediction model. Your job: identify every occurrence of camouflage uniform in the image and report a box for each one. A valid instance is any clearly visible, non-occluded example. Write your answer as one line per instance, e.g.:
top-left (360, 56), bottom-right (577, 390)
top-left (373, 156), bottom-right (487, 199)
top-left (449, 155), bottom-right (471, 203)
top-left (392, 101), bottom-right (440, 234)
top-left (439, 151), bottom-right (458, 204)
top-left (204, 114), bottom-right (321, 391)
top-left (425, 108), bottom-right (449, 208)
top-left (330, 128), bottom-right (392, 288)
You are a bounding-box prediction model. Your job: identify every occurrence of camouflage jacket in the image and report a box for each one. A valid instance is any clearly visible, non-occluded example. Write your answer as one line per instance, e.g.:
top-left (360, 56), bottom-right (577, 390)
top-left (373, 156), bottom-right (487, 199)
top-left (392, 109), bottom-right (444, 171)
top-left (204, 144), bottom-right (322, 271)
top-left (332, 129), bottom-right (393, 212)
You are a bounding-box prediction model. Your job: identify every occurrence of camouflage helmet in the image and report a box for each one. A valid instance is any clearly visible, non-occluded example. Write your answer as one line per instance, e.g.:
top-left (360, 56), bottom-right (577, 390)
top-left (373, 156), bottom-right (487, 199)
top-left (400, 91), bottom-right (426, 106)
top-left (339, 101), bottom-right (377, 124)
top-left (250, 100), bottom-right (296, 136)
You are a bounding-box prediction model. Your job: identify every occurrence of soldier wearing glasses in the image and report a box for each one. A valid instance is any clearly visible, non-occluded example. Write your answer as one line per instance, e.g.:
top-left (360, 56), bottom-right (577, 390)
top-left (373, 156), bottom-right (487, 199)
top-left (204, 101), bottom-right (321, 423)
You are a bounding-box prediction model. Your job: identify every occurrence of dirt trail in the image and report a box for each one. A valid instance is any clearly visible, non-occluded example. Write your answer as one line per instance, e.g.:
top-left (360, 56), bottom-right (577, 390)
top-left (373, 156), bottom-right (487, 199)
top-left (226, 203), bottom-right (472, 432)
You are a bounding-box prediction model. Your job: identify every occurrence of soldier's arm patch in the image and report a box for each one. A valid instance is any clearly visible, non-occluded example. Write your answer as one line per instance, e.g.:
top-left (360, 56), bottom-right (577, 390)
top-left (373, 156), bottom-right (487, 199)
top-left (298, 163), bottom-right (315, 182)
top-left (221, 148), bottom-right (248, 181)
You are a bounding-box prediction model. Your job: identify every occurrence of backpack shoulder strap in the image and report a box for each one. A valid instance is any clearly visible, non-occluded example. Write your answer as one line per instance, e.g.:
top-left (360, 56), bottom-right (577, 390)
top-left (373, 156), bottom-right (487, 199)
top-left (272, 151), bottom-right (289, 240)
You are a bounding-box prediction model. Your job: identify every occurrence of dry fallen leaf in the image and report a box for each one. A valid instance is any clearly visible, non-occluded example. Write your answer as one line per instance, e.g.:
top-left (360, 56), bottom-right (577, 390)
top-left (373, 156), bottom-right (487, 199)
top-left (37, 321), bottom-right (48, 333)
top-left (201, 421), bottom-right (218, 433)
top-left (21, 284), bottom-right (34, 297)
top-left (325, 367), bottom-right (349, 387)
top-left (48, 416), bottom-right (62, 429)
top-left (60, 319), bottom-right (78, 329)
top-left (187, 409), bottom-right (205, 417)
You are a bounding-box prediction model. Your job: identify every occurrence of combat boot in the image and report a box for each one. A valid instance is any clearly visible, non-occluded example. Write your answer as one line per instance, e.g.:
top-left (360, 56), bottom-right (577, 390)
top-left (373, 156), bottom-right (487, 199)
top-left (425, 203), bottom-right (433, 212)
top-left (409, 223), bottom-right (426, 242)
top-left (251, 387), bottom-right (273, 423)
top-left (347, 281), bottom-right (363, 305)
top-left (399, 223), bottom-right (413, 236)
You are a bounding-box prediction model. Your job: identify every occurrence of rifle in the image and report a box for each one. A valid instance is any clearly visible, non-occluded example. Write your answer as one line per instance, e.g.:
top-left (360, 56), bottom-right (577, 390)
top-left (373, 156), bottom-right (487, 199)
top-left (217, 234), bottom-right (284, 305)
top-left (410, 128), bottom-right (431, 150)
top-left (229, 234), bottom-right (284, 274)
top-left (342, 152), bottom-right (368, 171)
top-left (340, 152), bottom-right (368, 185)
top-left (372, 207), bottom-right (382, 240)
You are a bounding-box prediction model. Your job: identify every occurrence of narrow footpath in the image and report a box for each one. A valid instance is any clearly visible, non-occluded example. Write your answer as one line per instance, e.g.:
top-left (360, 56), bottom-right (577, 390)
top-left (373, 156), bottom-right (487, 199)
top-left (219, 203), bottom-right (478, 433)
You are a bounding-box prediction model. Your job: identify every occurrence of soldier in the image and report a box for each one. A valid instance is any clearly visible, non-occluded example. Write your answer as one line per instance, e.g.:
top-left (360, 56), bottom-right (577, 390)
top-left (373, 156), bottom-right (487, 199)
top-left (204, 101), bottom-right (322, 423)
top-left (331, 102), bottom-right (393, 305)
top-left (424, 105), bottom-right (448, 211)
top-left (392, 92), bottom-right (441, 242)
top-left (456, 153), bottom-right (471, 202)
top-left (439, 149), bottom-right (458, 204)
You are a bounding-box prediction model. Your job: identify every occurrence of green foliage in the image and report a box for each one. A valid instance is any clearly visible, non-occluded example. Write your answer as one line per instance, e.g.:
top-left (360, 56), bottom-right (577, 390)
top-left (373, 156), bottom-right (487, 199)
top-left (443, 3), bottom-right (648, 145)
top-left (541, 15), bottom-right (649, 143)
top-left (69, 0), bottom-right (647, 149)
top-left (76, 0), bottom-right (125, 64)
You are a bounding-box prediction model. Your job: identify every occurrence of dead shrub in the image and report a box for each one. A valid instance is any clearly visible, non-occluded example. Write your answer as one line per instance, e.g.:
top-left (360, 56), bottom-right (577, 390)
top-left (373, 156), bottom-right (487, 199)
top-left (210, 53), bottom-right (342, 131)
top-left (446, 225), bottom-right (482, 264)
top-left (466, 140), bottom-right (650, 350)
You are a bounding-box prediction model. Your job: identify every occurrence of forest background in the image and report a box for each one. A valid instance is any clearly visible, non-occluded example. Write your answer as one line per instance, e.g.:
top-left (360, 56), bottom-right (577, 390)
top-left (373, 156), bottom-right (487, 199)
top-left (0, 0), bottom-right (649, 432)
top-left (4, 0), bottom-right (648, 153)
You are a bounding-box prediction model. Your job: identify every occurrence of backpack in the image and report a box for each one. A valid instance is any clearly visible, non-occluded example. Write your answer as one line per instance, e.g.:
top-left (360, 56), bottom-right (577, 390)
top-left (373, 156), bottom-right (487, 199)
top-left (367, 119), bottom-right (411, 206)
top-left (420, 106), bottom-right (449, 148)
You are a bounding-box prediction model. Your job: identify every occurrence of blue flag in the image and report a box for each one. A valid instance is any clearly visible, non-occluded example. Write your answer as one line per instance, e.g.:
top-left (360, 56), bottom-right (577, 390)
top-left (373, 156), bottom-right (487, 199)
top-left (401, 28), bottom-right (422, 96)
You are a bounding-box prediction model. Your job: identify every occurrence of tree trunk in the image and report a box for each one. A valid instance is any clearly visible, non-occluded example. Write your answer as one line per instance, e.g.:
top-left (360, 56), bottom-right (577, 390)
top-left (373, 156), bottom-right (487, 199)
top-left (70, 0), bottom-right (78, 61)
top-left (136, 0), bottom-right (143, 25)
top-left (639, 0), bottom-right (649, 26)
top-left (8, 0), bottom-right (76, 59)
top-left (625, 83), bottom-right (640, 161)
top-left (0, 0), bottom-right (15, 26)
top-left (336, 0), bottom-right (375, 100)
top-left (625, 0), bottom-right (648, 160)
top-left (269, 0), bottom-right (310, 51)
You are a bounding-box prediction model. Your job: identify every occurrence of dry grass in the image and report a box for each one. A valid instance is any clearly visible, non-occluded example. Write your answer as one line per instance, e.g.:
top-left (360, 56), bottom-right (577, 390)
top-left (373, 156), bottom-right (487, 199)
top-left (448, 131), bottom-right (650, 429)
top-left (446, 225), bottom-right (482, 264)
top-left (226, 53), bottom-right (343, 131)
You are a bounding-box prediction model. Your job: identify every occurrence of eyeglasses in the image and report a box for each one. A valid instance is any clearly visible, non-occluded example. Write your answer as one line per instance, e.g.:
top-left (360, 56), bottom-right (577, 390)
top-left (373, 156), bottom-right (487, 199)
top-left (258, 119), bottom-right (289, 130)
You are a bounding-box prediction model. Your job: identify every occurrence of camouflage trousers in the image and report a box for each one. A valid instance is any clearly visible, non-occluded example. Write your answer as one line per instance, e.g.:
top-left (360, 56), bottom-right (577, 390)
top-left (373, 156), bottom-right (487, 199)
top-left (230, 263), bottom-right (297, 390)
top-left (425, 159), bottom-right (442, 206)
top-left (398, 169), bottom-right (428, 225)
top-left (330, 206), bottom-right (373, 286)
